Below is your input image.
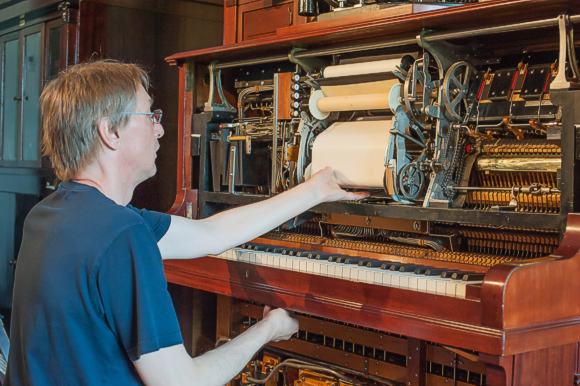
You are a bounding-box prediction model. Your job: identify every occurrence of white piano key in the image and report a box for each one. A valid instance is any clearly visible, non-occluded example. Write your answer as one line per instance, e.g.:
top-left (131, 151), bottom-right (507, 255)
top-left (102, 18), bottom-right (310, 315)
top-left (408, 276), bottom-right (419, 291)
top-left (436, 280), bottom-right (448, 295)
top-left (426, 279), bottom-right (438, 294)
top-left (349, 266), bottom-right (360, 281)
top-left (373, 271), bottom-right (383, 285)
top-left (417, 277), bottom-right (428, 292)
top-left (320, 263), bottom-right (329, 276)
top-left (306, 260), bottom-right (315, 274)
top-left (341, 265), bottom-right (352, 280)
top-left (445, 281), bottom-right (458, 297)
top-left (218, 247), bottom-right (481, 299)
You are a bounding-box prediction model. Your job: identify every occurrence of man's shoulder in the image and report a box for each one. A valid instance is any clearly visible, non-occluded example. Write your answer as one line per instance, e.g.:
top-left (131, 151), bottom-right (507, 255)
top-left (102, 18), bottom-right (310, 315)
top-left (27, 186), bottom-right (147, 236)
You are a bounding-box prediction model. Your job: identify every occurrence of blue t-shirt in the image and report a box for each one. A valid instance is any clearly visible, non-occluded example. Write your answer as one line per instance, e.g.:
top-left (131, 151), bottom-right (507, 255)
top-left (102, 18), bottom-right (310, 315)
top-left (6, 181), bottom-right (183, 385)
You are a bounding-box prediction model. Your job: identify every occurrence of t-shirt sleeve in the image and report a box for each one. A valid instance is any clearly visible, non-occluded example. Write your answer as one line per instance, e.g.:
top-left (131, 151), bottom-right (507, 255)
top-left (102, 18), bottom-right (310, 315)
top-left (126, 205), bottom-right (171, 241)
top-left (96, 223), bottom-right (183, 361)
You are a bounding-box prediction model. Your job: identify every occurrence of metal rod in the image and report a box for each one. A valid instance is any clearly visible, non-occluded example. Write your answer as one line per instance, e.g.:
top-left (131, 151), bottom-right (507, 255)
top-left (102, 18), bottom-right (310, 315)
top-left (296, 37), bottom-right (417, 58)
top-left (216, 55), bottom-right (288, 70)
top-left (453, 186), bottom-right (560, 193)
top-left (214, 14), bottom-right (580, 70)
top-left (271, 73), bottom-right (280, 194)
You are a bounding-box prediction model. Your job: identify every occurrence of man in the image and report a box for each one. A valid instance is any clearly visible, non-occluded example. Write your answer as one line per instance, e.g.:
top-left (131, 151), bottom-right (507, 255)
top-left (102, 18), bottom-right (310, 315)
top-left (6, 61), bottom-right (366, 385)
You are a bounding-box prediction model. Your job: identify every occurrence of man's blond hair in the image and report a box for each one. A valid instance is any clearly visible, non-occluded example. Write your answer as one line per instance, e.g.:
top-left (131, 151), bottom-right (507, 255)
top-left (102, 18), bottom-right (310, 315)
top-left (40, 60), bottom-right (149, 181)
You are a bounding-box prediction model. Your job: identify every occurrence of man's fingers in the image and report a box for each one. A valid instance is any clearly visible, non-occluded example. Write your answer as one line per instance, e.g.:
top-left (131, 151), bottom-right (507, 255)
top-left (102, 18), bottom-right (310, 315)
top-left (345, 191), bottom-right (369, 201)
top-left (263, 305), bottom-right (272, 318)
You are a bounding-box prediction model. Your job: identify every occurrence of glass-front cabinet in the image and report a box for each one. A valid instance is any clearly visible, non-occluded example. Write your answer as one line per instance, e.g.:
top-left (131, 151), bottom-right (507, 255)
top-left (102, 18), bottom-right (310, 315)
top-left (0, 26), bottom-right (42, 164)
top-left (0, 8), bottom-right (69, 311)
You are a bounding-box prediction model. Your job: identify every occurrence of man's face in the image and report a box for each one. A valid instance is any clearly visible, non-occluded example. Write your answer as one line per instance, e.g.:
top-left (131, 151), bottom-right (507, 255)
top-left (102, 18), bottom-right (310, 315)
top-left (119, 85), bottom-right (164, 184)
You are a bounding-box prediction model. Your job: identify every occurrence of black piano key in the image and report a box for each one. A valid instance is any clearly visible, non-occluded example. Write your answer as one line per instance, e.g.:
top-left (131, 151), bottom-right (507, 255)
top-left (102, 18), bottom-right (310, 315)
top-left (413, 266), bottom-right (431, 275)
top-left (315, 253), bottom-right (331, 261)
top-left (335, 256), bottom-right (349, 264)
top-left (461, 272), bottom-right (485, 281)
top-left (380, 261), bottom-right (396, 270)
top-left (424, 268), bottom-right (445, 276)
top-left (398, 264), bottom-right (419, 273)
top-left (388, 263), bottom-right (403, 271)
top-left (357, 259), bottom-right (371, 266)
top-left (366, 260), bottom-right (383, 268)
top-left (344, 257), bottom-right (361, 265)
top-left (441, 270), bottom-right (461, 279)
top-left (450, 271), bottom-right (464, 280)
top-left (328, 255), bottom-right (340, 262)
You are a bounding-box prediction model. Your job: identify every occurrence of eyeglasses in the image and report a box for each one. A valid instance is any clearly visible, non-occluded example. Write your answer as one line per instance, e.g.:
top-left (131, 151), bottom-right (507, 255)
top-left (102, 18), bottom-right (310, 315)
top-left (122, 109), bottom-right (163, 125)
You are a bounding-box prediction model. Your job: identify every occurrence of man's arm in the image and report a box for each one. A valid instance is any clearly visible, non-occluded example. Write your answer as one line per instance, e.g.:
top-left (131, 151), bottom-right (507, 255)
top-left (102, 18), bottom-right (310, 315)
top-left (158, 167), bottom-right (367, 259)
top-left (133, 307), bottom-right (297, 386)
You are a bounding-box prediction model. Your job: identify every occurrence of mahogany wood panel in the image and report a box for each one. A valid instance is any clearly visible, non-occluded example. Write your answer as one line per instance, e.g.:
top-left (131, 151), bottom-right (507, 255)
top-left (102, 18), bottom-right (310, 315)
top-left (223, 0), bottom-right (308, 45)
top-left (238, 0), bottom-right (294, 42)
top-left (163, 257), bottom-right (505, 354)
top-left (166, 0), bottom-right (580, 65)
top-left (276, 72), bottom-right (292, 120)
top-left (482, 214), bottom-right (580, 332)
top-left (77, 1), bottom-right (106, 61)
top-left (407, 338), bottom-right (426, 386)
top-left (223, 0), bottom-right (237, 45)
top-left (168, 63), bottom-right (197, 217)
top-left (512, 343), bottom-right (577, 386)
top-left (479, 353), bottom-right (514, 386)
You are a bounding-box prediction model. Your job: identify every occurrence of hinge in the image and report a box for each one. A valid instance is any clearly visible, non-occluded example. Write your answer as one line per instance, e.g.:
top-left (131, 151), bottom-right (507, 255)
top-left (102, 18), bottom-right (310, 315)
top-left (573, 373), bottom-right (580, 385)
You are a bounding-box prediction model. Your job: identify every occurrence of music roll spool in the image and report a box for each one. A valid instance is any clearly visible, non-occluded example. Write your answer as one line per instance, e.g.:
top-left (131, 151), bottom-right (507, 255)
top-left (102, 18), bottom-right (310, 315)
top-left (322, 58), bottom-right (402, 78)
top-left (320, 79), bottom-right (399, 97)
top-left (311, 120), bottom-right (392, 189)
top-left (309, 79), bottom-right (399, 120)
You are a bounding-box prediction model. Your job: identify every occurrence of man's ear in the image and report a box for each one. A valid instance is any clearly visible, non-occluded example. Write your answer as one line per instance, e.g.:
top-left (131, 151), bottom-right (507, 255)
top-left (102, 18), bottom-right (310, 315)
top-left (97, 117), bottom-right (120, 150)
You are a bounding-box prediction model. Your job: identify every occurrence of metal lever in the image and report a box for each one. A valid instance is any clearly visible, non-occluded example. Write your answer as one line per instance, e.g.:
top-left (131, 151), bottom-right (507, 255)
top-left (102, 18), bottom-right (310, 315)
top-left (551, 14), bottom-right (579, 91)
top-left (227, 144), bottom-right (237, 194)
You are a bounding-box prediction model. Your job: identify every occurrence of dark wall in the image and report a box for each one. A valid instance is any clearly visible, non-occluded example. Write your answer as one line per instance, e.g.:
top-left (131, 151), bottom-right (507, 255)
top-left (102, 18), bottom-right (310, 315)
top-left (82, 0), bottom-right (223, 211)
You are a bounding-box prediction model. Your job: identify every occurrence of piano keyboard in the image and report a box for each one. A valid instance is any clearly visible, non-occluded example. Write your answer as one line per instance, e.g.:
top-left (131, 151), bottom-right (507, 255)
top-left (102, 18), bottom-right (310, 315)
top-left (214, 244), bottom-right (484, 299)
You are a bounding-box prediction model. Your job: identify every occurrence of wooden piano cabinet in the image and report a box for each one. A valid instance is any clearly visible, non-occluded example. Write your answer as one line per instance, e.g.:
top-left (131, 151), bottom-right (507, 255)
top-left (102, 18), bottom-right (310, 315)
top-left (164, 2), bottom-right (580, 384)
top-left (223, 0), bottom-right (307, 45)
top-left (481, 214), bottom-right (580, 354)
top-left (480, 343), bottom-right (579, 386)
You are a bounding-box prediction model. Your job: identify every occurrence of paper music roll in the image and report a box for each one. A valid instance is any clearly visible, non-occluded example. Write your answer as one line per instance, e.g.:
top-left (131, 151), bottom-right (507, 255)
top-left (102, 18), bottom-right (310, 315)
top-left (316, 93), bottom-right (389, 113)
top-left (311, 120), bottom-right (392, 189)
top-left (322, 58), bottom-right (402, 78)
top-left (320, 79), bottom-right (399, 97)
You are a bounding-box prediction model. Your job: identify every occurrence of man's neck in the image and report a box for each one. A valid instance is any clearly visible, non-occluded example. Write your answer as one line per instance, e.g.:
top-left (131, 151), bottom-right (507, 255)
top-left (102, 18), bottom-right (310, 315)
top-left (73, 164), bottom-right (136, 206)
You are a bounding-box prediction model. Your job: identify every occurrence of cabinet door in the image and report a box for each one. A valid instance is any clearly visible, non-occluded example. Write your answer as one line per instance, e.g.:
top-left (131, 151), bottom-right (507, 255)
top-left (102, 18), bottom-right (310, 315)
top-left (21, 30), bottom-right (42, 161)
top-left (237, 0), bottom-right (294, 42)
top-left (1, 33), bottom-right (20, 161)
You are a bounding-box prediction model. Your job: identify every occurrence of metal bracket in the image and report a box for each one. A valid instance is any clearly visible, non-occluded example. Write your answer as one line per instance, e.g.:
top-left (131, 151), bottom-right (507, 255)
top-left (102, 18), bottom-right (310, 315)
top-left (204, 62), bottom-right (237, 113)
top-left (551, 14), bottom-right (579, 91)
top-left (416, 30), bottom-right (457, 76)
top-left (288, 48), bottom-right (324, 74)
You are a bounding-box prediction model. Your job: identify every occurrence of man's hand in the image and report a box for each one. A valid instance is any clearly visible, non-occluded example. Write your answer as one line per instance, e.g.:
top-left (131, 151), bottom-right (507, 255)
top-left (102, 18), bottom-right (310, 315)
top-left (306, 167), bottom-right (369, 203)
top-left (261, 306), bottom-right (299, 342)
